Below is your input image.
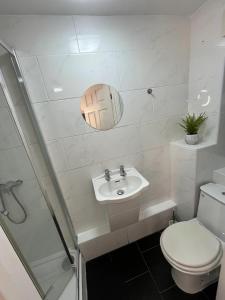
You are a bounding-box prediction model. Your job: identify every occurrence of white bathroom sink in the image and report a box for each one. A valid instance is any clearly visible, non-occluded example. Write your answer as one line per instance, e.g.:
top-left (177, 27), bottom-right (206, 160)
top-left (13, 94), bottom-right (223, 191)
top-left (92, 167), bottom-right (149, 204)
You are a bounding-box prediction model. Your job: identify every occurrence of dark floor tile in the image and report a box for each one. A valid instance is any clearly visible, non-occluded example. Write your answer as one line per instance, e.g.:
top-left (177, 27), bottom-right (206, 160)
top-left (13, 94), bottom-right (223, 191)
top-left (137, 231), bottom-right (163, 252)
top-left (110, 243), bottom-right (147, 282)
top-left (86, 254), bottom-right (124, 300)
top-left (162, 286), bottom-right (207, 300)
top-left (203, 282), bottom-right (218, 300)
top-left (124, 273), bottom-right (161, 300)
top-left (143, 245), bottom-right (174, 292)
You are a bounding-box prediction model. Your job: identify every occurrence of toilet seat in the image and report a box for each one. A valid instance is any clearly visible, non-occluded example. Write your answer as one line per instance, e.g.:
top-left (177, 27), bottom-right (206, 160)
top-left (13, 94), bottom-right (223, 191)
top-left (160, 220), bottom-right (223, 275)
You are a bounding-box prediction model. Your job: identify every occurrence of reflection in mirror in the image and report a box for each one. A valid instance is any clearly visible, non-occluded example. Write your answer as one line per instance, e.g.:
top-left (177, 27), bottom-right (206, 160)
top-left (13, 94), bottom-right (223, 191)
top-left (81, 84), bottom-right (123, 130)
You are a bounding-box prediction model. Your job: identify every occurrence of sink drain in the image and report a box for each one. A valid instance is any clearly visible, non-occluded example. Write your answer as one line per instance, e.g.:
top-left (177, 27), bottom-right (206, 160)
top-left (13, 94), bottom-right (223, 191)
top-left (117, 189), bottom-right (124, 195)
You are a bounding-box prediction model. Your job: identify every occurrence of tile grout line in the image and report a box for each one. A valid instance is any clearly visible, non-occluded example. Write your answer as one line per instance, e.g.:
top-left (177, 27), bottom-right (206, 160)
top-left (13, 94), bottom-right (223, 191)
top-left (124, 271), bottom-right (149, 284)
top-left (140, 243), bottom-right (161, 254)
top-left (135, 242), bottom-right (165, 300)
top-left (159, 284), bottom-right (176, 294)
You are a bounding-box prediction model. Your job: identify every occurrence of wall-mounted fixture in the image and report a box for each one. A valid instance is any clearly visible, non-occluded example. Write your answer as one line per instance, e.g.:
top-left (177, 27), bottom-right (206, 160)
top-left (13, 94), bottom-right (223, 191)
top-left (92, 167), bottom-right (149, 204)
top-left (80, 84), bottom-right (123, 131)
top-left (92, 167), bottom-right (149, 231)
top-left (197, 89), bottom-right (211, 107)
top-left (147, 88), bottom-right (153, 95)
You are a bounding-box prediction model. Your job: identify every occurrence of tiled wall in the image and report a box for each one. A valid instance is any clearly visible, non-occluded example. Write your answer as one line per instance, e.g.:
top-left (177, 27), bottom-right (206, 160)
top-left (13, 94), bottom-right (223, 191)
top-left (170, 0), bottom-right (225, 223)
top-left (188, 0), bottom-right (225, 143)
top-left (0, 15), bottom-right (190, 235)
top-left (189, 0), bottom-right (225, 176)
top-left (188, 2), bottom-right (225, 294)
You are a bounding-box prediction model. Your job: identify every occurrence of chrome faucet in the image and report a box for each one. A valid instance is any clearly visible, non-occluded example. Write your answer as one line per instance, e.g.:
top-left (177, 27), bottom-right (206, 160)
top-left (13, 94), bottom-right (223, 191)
top-left (120, 165), bottom-right (126, 177)
top-left (104, 169), bottom-right (111, 181)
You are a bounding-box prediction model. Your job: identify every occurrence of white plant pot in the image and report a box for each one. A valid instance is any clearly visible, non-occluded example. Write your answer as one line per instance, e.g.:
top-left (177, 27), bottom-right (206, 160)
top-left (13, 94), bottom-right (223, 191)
top-left (185, 134), bottom-right (199, 145)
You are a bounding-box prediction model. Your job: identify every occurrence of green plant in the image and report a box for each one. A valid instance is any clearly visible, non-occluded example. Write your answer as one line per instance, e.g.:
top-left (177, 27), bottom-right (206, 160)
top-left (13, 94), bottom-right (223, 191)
top-left (179, 113), bottom-right (207, 135)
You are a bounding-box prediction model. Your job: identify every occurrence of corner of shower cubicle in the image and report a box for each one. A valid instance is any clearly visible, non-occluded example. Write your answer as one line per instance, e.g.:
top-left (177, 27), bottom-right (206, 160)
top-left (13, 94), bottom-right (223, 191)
top-left (0, 40), bottom-right (86, 300)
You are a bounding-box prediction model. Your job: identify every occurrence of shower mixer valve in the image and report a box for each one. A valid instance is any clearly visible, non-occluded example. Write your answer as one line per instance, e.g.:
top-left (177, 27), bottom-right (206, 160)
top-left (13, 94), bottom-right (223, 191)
top-left (0, 179), bottom-right (27, 224)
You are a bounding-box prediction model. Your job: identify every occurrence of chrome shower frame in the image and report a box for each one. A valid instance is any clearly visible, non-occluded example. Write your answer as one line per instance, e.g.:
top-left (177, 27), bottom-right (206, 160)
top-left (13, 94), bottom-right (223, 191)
top-left (0, 40), bottom-right (81, 298)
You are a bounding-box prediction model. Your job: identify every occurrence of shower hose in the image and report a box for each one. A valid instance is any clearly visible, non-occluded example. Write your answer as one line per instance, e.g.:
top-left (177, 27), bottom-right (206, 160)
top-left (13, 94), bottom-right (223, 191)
top-left (0, 180), bottom-right (27, 224)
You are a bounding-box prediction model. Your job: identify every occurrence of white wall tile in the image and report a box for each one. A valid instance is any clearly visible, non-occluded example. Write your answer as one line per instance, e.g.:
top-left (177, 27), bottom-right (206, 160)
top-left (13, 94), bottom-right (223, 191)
top-left (171, 142), bottom-right (197, 220)
top-left (100, 152), bottom-right (144, 173)
top-left (120, 84), bottom-right (188, 127)
top-left (0, 108), bottom-right (22, 150)
top-left (60, 135), bottom-right (92, 170)
top-left (0, 15), bottom-right (79, 56)
top-left (57, 165), bottom-right (107, 232)
top-left (29, 143), bottom-right (49, 178)
top-left (118, 47), bottom-right (189, 91)
top-left (19, 56), bottom-right (48, 103)
top-left (74, 15), bottom-right (189, 53)
top-left (139, 119), bottom-right (168, 150)
top-left (106, 196), bottom-right (141, 217)
top-left (46, 140), bottom-right (68, 173)
top-left (128, 211), bottom-right (171, 243)
top-left (87, 125), bottom-right (141, 163)
top-left (46, 135), bottom-right (92, 173)
top-left (164, 115), bottom-right (185, 142)
top-left (0, 146), bottom-right (36, 182)
top-left (152, 84), bottom-right (188, 118)
top-left (14, 105), bottom-right (38, 145)
top-left (109, 207), bottom-right (140, 231)
top-left (119, 89), bottom-right (155, 126)
top-left (80, 228), bottom-right (128, 261)
top-left (70, 205), bottom-right (107, 234)
top-left (37, 53), bottom-right (120, 100)
top-left (32, 98), bottom-right (86, 141)
top-left (141, 146), bottom-right (171, 201)
top-left (201, 112), bottom-right (219, 143)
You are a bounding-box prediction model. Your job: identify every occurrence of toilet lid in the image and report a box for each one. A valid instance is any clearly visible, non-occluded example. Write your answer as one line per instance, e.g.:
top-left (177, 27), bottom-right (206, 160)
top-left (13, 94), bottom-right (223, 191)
top-left (161, 221), bottom-right (221, 268)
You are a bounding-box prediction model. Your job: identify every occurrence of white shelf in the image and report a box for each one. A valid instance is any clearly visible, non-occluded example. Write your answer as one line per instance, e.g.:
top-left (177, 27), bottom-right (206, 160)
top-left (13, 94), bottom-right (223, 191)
top-left (171, 139), bottom-right (216, 150)
top-left (78, 223), bottom-right (110, 244)
top-left (139, 199), bottom-right (176, 221)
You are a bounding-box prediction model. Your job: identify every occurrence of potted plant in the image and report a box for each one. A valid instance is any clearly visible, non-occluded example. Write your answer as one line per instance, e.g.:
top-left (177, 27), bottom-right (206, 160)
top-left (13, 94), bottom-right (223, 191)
top-left (179, 113), bottom-right (207, 145)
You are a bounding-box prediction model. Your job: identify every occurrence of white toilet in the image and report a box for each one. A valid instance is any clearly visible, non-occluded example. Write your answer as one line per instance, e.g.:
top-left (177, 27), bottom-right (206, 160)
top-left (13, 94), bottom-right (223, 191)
top-left (160, 183), bottom-right (225, 294)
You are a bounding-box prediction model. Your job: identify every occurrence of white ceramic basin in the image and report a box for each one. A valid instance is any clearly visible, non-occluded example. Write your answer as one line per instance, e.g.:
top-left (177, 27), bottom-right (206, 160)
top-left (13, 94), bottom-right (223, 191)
top-left (92, 167), bottom-right (149, 204)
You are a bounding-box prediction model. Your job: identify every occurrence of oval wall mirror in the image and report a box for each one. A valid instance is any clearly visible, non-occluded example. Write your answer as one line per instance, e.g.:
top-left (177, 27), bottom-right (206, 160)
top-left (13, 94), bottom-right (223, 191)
top-left (80, 84), bottom-right (123, 131)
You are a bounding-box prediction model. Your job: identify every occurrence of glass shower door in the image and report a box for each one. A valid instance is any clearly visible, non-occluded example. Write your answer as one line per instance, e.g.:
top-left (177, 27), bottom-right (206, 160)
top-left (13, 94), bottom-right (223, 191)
top-left (0, 44), bottom-right (76, 299)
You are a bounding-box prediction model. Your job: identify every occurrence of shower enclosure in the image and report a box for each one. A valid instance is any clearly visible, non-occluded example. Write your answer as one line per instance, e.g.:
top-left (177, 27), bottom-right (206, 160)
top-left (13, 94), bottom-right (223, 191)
top-left (0, 42), bottom-right (83, 299)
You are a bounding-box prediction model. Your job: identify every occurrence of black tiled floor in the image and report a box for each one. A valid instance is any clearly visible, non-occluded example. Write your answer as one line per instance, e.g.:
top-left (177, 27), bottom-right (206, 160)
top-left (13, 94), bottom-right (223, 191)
top-left (110, 243), bottom-right (147, 282)
top-left (143, 245), bottom-right (174, 292)
top-left (124, 273), bottom-right (161, 300)
top-left (137, 231), bottom-right (162, 252)
top-left (86, 254), bottom-right (124, 300)
top-left (162, 286), bottom-right (207, 300)
top-left (86, 230), bottom-right (218, 300)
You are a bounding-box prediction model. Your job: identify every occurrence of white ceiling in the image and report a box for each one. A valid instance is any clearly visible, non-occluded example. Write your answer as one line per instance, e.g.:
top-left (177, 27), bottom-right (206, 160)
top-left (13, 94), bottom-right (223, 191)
top-left (0, 0), bottom-right (206, 16)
